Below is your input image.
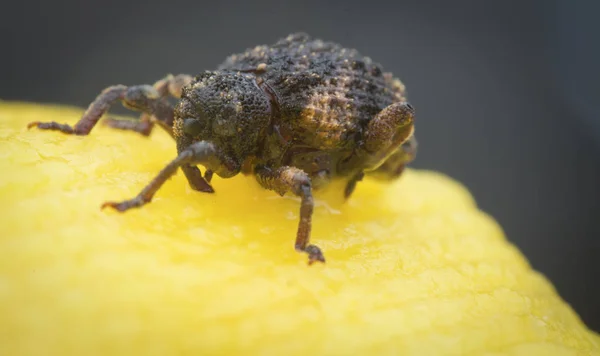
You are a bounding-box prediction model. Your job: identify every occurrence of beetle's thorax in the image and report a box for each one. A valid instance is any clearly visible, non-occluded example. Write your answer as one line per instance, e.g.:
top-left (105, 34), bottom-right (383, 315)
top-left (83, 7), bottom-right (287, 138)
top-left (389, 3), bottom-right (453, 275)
top-left (173, 71), bottom-right (273, 164)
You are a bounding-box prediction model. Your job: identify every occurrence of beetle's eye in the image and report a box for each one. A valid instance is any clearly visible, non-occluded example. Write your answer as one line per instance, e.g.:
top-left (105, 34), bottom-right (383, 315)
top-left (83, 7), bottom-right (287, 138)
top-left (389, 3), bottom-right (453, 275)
top-left (182, 118), bottom-right (205, 137)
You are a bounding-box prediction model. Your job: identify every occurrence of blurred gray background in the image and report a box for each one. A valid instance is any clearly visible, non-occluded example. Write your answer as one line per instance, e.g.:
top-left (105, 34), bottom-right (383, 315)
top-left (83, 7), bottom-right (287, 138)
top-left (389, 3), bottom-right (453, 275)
top-left (2, 0), bottom-right (598, 331)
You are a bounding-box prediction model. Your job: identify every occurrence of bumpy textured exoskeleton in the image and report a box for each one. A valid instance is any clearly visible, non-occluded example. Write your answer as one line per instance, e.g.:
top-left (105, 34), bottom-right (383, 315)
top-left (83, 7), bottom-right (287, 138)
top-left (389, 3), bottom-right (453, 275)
top-left (27, 33), bottom-right (417, 264)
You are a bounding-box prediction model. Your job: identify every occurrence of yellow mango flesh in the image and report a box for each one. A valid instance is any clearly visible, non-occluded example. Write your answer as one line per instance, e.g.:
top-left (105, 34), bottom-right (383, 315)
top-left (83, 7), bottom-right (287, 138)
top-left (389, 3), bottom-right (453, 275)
top-left (0, 102), bottom-right (598, 355)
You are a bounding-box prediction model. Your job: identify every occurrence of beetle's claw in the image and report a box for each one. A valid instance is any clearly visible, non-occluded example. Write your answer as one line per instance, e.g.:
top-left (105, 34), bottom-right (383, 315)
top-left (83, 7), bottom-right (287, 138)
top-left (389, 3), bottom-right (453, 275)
top-left (101, 196), bottom-right (147, 212)
top-left (305, 244), bottom-right (326, 265)
top-left (27, 121), bottom-right (76, 134)
top-left (27, 121), bottom-right (40, 129)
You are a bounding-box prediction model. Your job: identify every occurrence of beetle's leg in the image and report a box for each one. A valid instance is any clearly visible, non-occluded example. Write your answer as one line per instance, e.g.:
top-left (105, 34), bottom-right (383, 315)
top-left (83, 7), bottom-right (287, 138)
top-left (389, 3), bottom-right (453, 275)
top-left (255, 166), bottom-right (325, 265)
top-left (102, 113), bottom-right (154, 136)
top-left (363, 102), bottom-right (415, 155)
top-left (151, 73), bottom-right (194, 99)
top-left (343, 136), bottom-right (416, 198)
top-left (101, 141), bottom-right (231, 211)
top-left (338, 102), bottom-right (414, 178)
top-left (344, 171), bottom-right (365, 200)
top-left (368, 135), bottom-right (418, 181)
top-left (28, 85), bottom-right (128, 135)
top-left (103, 74), bottom-right (193, 136)
top-left (27, 74), bottom-right (192, 137)
top-left (204, 170), bottom-right (214, 183)
top-left (28, 85), bottom-right (172, 136)
top-left (180, 164), bottom-right (214, 193)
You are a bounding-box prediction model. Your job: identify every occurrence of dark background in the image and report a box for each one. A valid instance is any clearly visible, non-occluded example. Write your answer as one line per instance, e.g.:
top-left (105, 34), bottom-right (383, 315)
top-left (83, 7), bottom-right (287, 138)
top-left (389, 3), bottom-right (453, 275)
top-left (2, 0), bottom-right (599, 331)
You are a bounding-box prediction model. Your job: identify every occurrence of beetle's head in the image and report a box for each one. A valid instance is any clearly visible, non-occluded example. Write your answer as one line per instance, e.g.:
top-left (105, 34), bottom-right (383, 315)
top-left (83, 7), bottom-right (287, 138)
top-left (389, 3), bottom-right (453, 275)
top-left (174, 71), bottom-right (272, 165)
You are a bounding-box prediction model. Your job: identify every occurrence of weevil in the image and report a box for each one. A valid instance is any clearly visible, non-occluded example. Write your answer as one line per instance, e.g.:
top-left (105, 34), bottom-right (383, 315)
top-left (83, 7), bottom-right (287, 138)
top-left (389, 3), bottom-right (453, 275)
top-left (27, 33), bottom-right (417, 264)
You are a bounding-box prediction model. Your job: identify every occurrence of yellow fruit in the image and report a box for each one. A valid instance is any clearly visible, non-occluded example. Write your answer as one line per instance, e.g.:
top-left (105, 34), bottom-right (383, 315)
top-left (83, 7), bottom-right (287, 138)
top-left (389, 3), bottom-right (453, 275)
top-left (0, 101), bottom-right (598, 355)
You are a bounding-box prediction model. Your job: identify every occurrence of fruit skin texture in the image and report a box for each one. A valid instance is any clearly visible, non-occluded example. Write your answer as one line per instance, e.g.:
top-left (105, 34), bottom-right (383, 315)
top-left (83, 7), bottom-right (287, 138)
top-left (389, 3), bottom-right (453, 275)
top-left (1, 102), bottom-right (598, 355)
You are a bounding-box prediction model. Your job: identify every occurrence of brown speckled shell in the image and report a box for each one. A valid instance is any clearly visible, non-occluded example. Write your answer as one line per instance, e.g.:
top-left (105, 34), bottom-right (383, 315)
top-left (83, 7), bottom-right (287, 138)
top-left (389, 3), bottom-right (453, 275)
top-left (217, 33), bottom-right (407, 151)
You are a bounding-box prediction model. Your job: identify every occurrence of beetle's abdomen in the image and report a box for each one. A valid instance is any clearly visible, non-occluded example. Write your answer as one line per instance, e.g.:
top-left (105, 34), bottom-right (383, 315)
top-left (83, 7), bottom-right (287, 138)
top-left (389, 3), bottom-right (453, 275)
top-left (217, 33), bottom-right (408, 152)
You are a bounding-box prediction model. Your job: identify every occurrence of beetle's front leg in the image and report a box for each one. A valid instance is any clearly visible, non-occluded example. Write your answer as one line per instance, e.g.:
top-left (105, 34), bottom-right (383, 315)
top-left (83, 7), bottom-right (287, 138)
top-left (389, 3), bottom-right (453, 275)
top-left (102, 113), bottom-right (154, 137)
top-left (27, 74), bottom-right (192, 137)
top-left (101, 141), bottom-right (230, 212)
top-left (180, 164), bottom-right (214, 193)
top-left (28, 84), bottom-right (173, 136)
top-left (103, 74), bottom-right (193, 136)
top-left (28, 85), bottom-right (129, 135)
top-left (255, 166), bottom-right (326, 265)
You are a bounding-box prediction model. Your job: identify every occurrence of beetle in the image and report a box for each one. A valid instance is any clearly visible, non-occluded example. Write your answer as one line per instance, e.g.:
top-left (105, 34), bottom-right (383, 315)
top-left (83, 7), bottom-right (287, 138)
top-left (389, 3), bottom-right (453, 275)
top-left (27, 33), bottom-right (417, 264)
